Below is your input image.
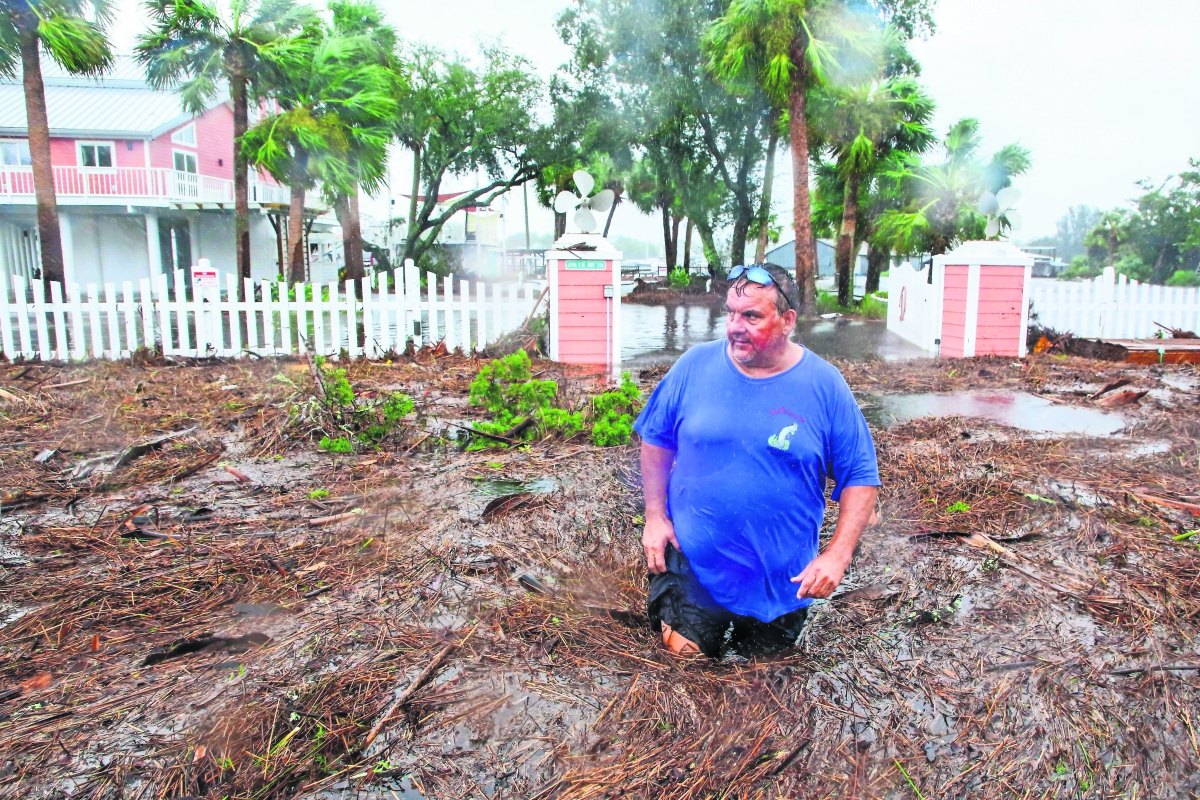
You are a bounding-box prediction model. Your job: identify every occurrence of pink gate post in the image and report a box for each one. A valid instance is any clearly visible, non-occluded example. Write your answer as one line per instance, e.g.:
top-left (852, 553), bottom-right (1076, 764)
top-left (933, 241), bottom-right (1033, 358)
top-left (547, 232), bottom-right (623, 380)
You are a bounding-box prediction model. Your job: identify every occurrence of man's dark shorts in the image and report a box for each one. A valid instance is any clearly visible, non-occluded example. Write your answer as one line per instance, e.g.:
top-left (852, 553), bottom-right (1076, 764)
top-left (648, 545), bottom-right (808, 659)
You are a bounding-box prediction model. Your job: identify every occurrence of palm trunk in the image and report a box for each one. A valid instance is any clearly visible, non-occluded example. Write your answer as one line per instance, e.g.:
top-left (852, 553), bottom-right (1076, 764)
top-left (835, 172), bottom-right (860, 308)
top-left (788, 70), bottom-right (816, 316)
top-left (19, 25), bottom-right (65, 287)
top-left (755, 123), bottom-right (779, 264)
top-left (554, 211), bottom-right (566, 240)
top-left (338, 188), bottom-right (365, 281)
top-left (407, 144), bottom-right (421, 249)
top-left (865, 243), bottom-right (887, 295)
top-left (231, 72), bottom-right (251, 295)
top-left (683, 218), bottom-right (693, 272)
top-left (602, 187), bottom-right (621, 238)
top-left (287, 183), bottom-right (305, 284)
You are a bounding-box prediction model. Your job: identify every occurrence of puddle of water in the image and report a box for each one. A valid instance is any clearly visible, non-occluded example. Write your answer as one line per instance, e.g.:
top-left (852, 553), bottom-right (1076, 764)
top-left (470, 477), bottom-right (559, 496)
top-left (620, 304), bottom-right (930, 368)
top-left (1161, 375), bottom-right (1198, 393)
top-left (865, 391), bottom-right (1128, 436)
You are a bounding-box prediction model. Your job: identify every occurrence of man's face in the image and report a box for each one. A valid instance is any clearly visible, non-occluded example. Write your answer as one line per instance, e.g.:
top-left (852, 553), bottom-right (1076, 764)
top-left (725, 281), bottom-right (797, 365)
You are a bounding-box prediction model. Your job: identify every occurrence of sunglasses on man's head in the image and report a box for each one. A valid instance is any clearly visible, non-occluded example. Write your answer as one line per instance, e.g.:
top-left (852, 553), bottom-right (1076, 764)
top-left (727, 264), bottom-right (793, 310)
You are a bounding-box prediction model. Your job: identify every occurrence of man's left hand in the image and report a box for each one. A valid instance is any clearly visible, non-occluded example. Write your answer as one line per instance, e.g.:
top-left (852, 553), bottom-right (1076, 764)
top-left (790, 552), bottom-right (849, 599)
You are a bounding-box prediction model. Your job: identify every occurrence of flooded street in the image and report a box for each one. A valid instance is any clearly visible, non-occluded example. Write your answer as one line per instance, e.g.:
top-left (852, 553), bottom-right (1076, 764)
top-left (620, 302), bottom-right (929, 368)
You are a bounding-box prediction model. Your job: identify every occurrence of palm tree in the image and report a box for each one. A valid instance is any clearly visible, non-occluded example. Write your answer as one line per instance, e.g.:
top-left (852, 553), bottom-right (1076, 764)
top-left (0, 0), bottom-right (112, 285)
top-left (705, 0), bottom-right (875, 315)
top-left (321, 0), bottom-right (397, 281)
top-left (1084, 209), bottom-right (1129, 270)
top-left (810, 76), bottom-right (934, 306)
top-left (877, 118), bottom-right (1031, 257)
top-left (243, 0), bottom-right (398, 283)
top-left (137, 0), bottom-right (314, 291)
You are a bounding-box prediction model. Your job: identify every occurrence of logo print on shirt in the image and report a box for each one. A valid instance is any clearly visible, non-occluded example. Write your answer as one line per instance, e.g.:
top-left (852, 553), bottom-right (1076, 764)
top-left (768, 423), bottom-right (798, 451)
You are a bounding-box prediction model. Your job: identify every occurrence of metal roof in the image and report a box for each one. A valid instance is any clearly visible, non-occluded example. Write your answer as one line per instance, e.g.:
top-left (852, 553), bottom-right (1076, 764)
top-left (0, 55), bottom-right (227, 138)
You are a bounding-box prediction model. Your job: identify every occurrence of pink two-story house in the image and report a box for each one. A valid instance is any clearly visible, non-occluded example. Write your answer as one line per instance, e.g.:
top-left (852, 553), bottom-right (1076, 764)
top-left (0, 56), bottom-right (335, 286)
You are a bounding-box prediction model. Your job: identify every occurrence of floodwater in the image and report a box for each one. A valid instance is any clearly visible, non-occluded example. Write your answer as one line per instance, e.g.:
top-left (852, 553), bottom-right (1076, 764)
top-left (470, 476), bottom-right (560, 496)
top-left (620, 303), bottom-right (929, 368)
top-left (863, 391), bottom-right (1129, 436)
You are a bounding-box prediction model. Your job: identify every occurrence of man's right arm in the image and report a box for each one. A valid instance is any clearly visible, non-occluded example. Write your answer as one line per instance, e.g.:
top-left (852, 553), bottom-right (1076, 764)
top-left (641, 441), bottom-right (679, 574)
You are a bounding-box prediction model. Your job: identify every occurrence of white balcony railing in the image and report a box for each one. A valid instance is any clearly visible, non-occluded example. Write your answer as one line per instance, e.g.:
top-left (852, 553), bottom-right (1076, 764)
top-left (0, 166), bottom-right (290, 206)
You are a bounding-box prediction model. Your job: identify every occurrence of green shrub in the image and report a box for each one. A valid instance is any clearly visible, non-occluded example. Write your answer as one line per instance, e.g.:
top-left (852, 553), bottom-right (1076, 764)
top-left (1058, 255), bottom-right (1102, 280)
top-left (668, 269), bottom-right (690, 290)
top-left (590, 372), bottom-right (642, 447)
top-left (816, 290), bottom-right (887, 319)
top-left (381, 393), bottom-right (415, 424)
top-left (324, 368), bottom-right (355, 407)
top-left (873, 290), bottom-right (888, 299)
top-left (1166, 269), bottom-right (1200, 287)
top-left (859, 295), bottom-right (887, 320)
top-left (319, 436), bottom-right (354, 454)
top-left (815, 291), bottom-right (841, 315)
top-left (303, 357), bottom-right (415, 452)
top-left (467, 350), bottom-right (581, 448)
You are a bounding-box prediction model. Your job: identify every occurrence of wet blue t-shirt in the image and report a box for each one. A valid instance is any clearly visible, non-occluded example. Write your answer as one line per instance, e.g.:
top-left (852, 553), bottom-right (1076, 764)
top-left (633, 339), bottom-right (880, 622)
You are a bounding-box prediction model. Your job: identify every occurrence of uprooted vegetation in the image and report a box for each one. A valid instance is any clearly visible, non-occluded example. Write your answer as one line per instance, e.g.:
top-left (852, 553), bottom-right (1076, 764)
top-left (0, 349), bottom-right (1197, 799)
top-left (467, 349), bottom-right (642, 449)
top-left (301, 357), bottom-right (416, 453)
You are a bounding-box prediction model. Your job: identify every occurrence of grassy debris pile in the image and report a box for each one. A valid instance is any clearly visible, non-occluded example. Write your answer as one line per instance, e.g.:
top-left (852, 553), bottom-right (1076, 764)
top-left (308, 358), bottom-right (415, 453)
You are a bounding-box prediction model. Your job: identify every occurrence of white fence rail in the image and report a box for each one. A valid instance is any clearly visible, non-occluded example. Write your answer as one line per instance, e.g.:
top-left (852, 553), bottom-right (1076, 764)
top-left (1030, 266), bottom-right (1200, 339)
top-left (0, 260), bottom-right (542, 361)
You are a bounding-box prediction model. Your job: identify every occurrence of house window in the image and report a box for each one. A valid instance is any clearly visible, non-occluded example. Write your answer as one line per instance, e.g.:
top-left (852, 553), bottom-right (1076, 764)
top-left (0, 140), bottom-right (31, 166)
top-left (78, 141), bottom-right (114, 168)
top-left (173, 150), bottom-right (198, 174)
top-left (170, 124), bottom-right (196, 146)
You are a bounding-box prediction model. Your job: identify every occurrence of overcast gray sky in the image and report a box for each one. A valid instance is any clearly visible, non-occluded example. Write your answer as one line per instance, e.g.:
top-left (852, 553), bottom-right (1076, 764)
top-left (111, 0), bottom-right (1200, 247)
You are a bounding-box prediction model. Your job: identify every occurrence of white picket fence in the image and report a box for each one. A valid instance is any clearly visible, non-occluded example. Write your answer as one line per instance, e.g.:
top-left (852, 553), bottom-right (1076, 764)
top-left (0, 260), bottom-right (544, 361)
top-left (1030, 267), bottom-right (1200, 339)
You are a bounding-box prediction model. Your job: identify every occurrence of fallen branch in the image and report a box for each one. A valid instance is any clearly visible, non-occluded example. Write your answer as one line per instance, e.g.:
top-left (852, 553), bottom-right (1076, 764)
top-left (362, 643), bottom-right (456, 748)
top-left (1109, 663), bottom-right (1200, 676)
top-left (308, 510), bottom-right (362, 526)
top-left (1132, 492), bottom-right (1200, 515)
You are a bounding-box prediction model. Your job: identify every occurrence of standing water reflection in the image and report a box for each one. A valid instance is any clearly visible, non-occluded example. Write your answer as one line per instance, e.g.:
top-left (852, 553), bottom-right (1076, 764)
top-left (620, 302), bottom-right (930, 368)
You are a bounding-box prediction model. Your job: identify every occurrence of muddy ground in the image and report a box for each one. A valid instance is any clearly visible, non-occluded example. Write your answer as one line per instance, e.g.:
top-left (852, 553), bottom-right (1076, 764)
top-left (1, 349), bottom-right (1198, 799)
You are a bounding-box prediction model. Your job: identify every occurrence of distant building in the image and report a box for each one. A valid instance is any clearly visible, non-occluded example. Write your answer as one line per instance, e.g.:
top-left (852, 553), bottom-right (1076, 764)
top-left (0, 56), bottom-right (338, 286)
top-left (397, 192), bottom-right (522, 277)
top-left (763, 238), bottom-right (868, 277)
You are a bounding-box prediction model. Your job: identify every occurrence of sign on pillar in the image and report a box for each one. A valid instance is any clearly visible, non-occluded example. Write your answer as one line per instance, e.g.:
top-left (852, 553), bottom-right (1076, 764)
top-left (547, 232), bottom-right (622, 380)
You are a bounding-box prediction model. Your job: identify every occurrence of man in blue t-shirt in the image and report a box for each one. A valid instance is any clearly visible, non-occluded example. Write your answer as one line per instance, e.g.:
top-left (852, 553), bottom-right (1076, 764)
top-left (633, 263), bottom-right (880, 658)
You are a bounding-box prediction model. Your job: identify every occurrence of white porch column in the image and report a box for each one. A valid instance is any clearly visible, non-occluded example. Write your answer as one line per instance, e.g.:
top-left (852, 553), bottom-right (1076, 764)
top-left (145, 211), bottom-right (162, 277)
top-left (59, 211), bottom-right (76, 285)
top-left (188, 215), bottom-right (200, 263)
